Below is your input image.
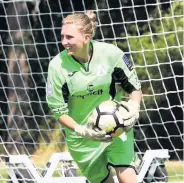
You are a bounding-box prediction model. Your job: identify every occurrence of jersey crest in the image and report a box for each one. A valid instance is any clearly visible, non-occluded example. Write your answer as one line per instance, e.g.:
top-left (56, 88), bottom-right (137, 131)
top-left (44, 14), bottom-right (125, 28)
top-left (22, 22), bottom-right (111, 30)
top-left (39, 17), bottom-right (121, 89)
top-left (96, 65), bottom-right (107, 76)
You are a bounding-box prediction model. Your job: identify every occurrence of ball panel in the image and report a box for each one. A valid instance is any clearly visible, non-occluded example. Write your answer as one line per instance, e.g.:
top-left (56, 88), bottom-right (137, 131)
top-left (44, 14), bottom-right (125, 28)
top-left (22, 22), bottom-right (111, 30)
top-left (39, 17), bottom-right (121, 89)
top-left (98, 115), bottom-right (116, 132)
top-left (115, 107), bottom-right (127, 126)
top-left (97, 100), bottom-right (118, 113)
top-left (90, 100), bottom-right (127, 137)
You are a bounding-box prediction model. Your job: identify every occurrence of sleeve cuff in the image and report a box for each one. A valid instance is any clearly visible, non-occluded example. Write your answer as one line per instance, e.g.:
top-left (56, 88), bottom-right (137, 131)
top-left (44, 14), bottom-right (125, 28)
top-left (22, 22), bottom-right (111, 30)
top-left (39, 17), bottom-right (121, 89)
top-left (52, 107), bottom-right (69, 120)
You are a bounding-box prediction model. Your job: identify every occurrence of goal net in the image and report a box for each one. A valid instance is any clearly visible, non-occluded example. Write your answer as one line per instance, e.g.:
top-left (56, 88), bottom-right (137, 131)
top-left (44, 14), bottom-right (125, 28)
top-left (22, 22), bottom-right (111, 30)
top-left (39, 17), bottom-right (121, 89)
top-left (0, 0), bottom-right (183, 182)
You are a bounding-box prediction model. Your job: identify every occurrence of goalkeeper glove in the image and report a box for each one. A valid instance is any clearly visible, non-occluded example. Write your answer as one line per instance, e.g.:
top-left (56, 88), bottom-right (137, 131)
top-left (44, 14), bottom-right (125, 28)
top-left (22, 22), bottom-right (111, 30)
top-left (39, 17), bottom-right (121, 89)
top-left (74, 121), bottom-right (112, 142)
top-left (120, 99), bottom-right (140, 129)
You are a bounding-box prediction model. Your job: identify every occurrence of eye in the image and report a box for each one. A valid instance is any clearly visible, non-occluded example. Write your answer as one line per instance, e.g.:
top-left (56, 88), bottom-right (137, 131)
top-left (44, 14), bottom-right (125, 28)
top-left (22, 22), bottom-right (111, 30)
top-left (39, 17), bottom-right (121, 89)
top-left (61, 34), bottom-right (74, 42)
top-left (66, 35), bottom-right (73, 40)
top-left (61, 34), bottom-right (64, 40)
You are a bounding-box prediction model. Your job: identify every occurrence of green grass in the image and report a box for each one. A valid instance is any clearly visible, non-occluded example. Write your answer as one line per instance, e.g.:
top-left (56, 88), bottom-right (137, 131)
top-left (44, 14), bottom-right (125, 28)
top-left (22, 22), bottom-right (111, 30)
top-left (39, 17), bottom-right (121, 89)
top-left (165, 161), bottom-right (184, 182)
top-left (0, 165), bottom-right (8, 183)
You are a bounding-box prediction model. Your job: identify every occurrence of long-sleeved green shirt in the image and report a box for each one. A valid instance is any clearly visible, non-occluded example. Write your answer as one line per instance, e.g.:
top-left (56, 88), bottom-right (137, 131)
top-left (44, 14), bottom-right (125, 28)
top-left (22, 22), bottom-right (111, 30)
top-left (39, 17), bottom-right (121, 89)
top-left (46, 40), bottom-right (141, 140)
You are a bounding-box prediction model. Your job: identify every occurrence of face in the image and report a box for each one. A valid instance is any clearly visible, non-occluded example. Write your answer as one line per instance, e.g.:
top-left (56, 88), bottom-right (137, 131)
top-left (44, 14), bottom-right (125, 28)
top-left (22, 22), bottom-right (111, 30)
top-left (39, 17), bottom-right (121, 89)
top-left (61, 24), bottom-right (90, 56)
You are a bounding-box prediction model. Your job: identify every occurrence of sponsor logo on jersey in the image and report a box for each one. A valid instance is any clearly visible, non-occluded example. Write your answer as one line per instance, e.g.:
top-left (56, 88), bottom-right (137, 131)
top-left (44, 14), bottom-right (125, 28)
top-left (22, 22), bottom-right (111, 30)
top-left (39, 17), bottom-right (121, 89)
top-left (72, 85), bottom-right (103, 99)
top-left (87, 84), bottom-right (94, 92)
top-left (68, 71), bottom-right (78, 77)
top-left (122, 55), bottom-right (133, 71)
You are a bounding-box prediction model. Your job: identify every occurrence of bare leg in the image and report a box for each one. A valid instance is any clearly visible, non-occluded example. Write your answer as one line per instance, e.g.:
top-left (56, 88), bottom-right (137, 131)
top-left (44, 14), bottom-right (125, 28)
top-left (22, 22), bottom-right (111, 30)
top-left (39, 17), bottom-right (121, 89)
top-left (115, 167), bottom-right (137, 183)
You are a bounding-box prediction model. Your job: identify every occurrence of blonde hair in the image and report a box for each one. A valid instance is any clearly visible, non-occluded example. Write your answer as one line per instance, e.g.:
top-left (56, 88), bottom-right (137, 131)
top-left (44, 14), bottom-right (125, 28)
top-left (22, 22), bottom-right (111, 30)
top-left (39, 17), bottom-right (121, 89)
top-left (63, 10), bottom-right (97, 38)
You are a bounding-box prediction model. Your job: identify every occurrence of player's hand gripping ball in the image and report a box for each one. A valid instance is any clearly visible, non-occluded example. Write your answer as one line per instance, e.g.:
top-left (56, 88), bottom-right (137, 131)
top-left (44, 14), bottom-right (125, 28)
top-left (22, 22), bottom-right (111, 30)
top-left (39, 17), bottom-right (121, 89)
top-left (90, 100), bottom-right (128, 138)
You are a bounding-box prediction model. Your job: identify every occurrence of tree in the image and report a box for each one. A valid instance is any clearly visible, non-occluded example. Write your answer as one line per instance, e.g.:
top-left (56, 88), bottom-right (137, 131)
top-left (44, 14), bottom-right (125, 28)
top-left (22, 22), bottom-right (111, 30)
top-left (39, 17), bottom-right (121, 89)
top-left (0, 0), bottom-right (182, 158)
top-left (117, 1), bottom-right (183, 158)
top-left (3, 1), bottom-right (40, 155)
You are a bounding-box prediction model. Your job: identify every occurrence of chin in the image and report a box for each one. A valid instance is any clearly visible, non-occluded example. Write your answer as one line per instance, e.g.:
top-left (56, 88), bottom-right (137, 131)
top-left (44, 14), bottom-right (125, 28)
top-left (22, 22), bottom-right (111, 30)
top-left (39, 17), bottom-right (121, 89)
top-left (66, 50), bottom-right (74, 56)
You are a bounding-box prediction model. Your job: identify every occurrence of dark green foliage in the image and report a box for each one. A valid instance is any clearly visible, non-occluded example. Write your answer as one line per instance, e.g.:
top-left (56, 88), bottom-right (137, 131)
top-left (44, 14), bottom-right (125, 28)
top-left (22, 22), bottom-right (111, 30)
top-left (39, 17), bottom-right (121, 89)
top-left (0, 0), bottom-right (183, 158)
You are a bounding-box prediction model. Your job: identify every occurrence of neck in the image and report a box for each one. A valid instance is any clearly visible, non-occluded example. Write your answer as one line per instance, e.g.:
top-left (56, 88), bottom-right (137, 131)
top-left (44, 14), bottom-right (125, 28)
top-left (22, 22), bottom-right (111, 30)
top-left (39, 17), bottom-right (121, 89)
top-left (73, 43), bottom-right (91, 63)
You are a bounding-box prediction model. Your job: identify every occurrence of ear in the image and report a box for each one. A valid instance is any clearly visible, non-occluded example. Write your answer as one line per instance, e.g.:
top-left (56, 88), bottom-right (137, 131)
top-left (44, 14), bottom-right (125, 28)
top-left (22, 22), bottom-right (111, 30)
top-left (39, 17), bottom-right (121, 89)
top-left (84, 34), bottom-right (91, 44)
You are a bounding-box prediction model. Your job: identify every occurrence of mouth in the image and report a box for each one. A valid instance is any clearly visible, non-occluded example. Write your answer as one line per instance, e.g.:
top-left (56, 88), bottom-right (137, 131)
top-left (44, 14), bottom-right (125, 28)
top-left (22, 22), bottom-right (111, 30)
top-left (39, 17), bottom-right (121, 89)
top-left (65, 46), bottom-right (74, 55)
top-left (65, 46), bottom-right (72, 51)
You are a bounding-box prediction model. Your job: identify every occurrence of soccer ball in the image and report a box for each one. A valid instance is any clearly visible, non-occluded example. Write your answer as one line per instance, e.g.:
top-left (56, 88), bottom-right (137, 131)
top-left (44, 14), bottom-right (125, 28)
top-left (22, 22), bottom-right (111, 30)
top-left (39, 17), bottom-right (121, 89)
top-left (90, 100), bottom-right (128, 138)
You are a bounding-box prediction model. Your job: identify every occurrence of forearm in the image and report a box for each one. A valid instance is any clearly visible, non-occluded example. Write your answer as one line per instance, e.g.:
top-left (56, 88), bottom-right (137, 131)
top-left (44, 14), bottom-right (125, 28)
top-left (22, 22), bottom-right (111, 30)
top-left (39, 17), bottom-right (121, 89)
top-left (129, 90), bottom-right (142, 104)
top-left (58, 114), bottom-right (78, 130)
top-left (58, 114), bottom-right (111, 142)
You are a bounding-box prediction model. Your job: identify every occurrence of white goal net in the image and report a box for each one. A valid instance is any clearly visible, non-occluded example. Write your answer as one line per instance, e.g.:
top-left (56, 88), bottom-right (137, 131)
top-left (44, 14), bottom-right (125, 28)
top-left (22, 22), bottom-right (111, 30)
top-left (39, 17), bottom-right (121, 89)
top-left (0, 0), bottom-right (183, 182)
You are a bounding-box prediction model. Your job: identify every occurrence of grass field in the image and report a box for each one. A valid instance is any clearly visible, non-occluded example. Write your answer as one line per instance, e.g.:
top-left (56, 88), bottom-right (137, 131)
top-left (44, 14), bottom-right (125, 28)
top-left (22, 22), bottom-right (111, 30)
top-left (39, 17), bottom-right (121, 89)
top-left (0, 160), bottom-right (183, 183)
top-left (165, 161), bottom-right (184, 182)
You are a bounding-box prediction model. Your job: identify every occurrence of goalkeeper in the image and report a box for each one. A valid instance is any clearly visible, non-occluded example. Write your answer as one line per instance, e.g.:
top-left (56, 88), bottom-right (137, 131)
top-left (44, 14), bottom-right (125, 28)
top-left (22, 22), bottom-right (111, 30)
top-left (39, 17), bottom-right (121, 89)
top-left (46, 10), bottom-right (142, 183)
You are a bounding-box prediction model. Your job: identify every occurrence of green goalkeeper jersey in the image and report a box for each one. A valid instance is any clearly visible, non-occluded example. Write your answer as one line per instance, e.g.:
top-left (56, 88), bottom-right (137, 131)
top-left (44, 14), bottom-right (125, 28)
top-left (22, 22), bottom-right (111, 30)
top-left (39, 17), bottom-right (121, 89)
top-left (46, 40), bottom-right (141, 141)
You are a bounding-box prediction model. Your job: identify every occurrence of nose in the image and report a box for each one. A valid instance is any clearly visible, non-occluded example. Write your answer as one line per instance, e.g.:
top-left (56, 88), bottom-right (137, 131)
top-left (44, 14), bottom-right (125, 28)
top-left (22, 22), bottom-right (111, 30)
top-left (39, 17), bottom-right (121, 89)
top-left (61, 36), bottom-right (68, 46)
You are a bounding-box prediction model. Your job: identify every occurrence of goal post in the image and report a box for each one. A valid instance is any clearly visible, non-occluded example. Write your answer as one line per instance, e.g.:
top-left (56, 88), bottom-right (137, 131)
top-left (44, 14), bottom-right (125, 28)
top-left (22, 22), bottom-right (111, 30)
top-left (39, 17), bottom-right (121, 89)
top-left (0, 0), bottom-right (183, 182)
top-left (6, 149), bottom-right (170, 183)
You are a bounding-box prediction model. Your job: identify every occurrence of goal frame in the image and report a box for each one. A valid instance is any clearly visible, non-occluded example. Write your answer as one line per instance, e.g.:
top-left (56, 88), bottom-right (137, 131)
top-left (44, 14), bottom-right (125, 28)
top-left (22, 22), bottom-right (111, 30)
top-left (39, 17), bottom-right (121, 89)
top-left (7, 149), bottom-right (170, 183)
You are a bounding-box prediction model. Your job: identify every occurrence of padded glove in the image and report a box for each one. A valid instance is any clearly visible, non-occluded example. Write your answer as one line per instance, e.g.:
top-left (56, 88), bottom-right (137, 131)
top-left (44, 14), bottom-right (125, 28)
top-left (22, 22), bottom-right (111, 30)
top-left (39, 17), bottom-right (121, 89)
top-left (74, 120), bottom-right (112, 142)
top-left (120, 99), bottom-right (140, 129)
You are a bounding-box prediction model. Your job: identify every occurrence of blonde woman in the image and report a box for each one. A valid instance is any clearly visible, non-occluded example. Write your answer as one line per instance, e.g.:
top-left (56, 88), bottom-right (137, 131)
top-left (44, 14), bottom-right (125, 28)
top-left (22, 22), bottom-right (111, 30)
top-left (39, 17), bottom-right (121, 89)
top-left (46, 10), bottom-right (142, 183)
